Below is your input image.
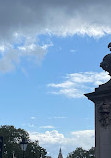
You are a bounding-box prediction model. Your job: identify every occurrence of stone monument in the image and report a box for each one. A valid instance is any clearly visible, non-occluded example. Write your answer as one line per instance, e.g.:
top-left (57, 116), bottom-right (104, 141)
top-left (85, 43), bottom-right (111, 158)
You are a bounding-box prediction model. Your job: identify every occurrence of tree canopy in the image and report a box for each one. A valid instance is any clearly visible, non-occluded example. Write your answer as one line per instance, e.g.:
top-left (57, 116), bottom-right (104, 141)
top-left (67, 147), bottom-right (95, 158)
top-left (0, 125), bottom-right (47, 158)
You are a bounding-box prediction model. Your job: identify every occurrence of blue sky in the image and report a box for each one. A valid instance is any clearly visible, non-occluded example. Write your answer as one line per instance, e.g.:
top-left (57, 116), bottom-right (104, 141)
top-left (0, 0), bottom-right (111, 157)
top-left (0, 34), bottom-right (110, 157)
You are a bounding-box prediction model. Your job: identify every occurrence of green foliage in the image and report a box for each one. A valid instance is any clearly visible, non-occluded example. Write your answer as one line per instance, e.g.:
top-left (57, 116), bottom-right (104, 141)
top-left (25, 141), bottom-right (47, 158)
top-left (67, 147), bottom-right (95, 158)
top-left (0, 125), bottom-right (47, 158)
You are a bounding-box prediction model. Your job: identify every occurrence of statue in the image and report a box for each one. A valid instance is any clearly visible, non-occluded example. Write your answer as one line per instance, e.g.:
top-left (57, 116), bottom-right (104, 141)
top-left (100, 43), bottom-right (111, 76)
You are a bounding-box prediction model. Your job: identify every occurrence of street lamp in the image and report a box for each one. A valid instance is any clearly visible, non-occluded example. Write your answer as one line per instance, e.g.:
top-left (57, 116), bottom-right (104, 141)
top-left (20, 138), bottom-right (28, 158)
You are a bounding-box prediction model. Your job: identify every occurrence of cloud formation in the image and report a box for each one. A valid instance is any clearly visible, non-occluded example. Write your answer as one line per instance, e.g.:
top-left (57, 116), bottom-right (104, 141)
top-left (48, 71), bottom-right (110, 98)
top-left (0, 0), bottom-right (111, 38)
top-left (0, 0), bottom-right (111, 72)
top-left (39, 126), bottom-right (55, 129)
top-left (29, 129), bottom-right (94, 158)
top-left (0, 36), bottom-right (49, 72)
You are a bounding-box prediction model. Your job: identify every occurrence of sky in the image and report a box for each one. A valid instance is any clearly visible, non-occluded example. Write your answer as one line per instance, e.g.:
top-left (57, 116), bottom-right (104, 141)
top-left (0, 0), bottom-right (111, 157)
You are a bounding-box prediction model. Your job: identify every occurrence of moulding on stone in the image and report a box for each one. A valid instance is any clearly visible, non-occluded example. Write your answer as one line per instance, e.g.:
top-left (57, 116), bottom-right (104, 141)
top-left (97, 101), bottom-right (111, 127)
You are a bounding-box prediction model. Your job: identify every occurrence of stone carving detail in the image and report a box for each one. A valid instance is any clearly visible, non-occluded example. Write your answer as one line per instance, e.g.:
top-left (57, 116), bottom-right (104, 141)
top-left (100, 53), bottom-right (111, 76)
top-left (97, 101), bottom-right (111, 127)
top-left (100, 42), bottom-right (111, 76)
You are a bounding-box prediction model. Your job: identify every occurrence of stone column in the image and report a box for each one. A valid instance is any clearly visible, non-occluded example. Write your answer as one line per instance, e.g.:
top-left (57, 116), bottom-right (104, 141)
top-left (85, 43), bottom-right (111, 158)
top-left (85, 84), bottom-right (111, 158)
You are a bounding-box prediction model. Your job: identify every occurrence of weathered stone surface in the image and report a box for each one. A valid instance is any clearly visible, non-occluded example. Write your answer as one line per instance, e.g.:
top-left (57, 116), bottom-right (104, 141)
top-left (85, 82), bottom-right (111, 126)
top-left (85, 43), bottom-right (111, 158)
top-left (85, 80), bottom-right (111, 158)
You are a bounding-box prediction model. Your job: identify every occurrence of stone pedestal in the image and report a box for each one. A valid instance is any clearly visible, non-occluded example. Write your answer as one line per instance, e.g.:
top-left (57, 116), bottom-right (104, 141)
top-left (85, 80), bottom-right (111, 158)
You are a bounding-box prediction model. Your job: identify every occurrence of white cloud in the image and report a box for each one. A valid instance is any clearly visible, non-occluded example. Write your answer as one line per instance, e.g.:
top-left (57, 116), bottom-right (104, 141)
top-left (30, 116), bottom-right (36, 120)
top-left (48, 71), bottom-right (110, 98)
top-left (0, 0), bottom-right (111, 39)
top-left (0, 0), bottom-right (111, 72)
top-left (71, 130), bottom-right (94, 148)
top-left (29, 129), bottom-right (94, 158)
top-left (39, 126), bottom-right (55, 129)
top-left (0, 36), bottom-right (51, 72)
top-left (0, 50), bottom-right (20, 73)
top-left (41, 42), bottom-right (53, 50)
top-left (0, 45), bottom-right (5, 53)
top-left (29, 130), bottom-right (64, 144)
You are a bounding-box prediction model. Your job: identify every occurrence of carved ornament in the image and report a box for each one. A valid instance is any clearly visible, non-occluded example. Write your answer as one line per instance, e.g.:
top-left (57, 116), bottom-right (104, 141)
top-left (97, 101), bottom-right (111, 127)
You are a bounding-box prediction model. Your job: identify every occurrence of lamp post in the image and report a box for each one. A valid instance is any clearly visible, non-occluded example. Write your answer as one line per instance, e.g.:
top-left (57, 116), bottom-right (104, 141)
top-left (20, 138), bottom-right (28, 158)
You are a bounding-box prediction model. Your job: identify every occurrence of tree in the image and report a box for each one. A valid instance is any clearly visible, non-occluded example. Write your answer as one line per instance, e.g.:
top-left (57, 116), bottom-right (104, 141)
top-left (25, 141), bottom-right (47, 158)
top-left (88, 147), bottom-right (95, 158)
top-left (0, 125), bottom-right (47, 158)
top-left (67, 147), bottom-right (95, 158)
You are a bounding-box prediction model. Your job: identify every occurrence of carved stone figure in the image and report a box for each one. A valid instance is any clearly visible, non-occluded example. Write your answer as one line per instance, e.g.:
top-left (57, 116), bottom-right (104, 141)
top-left (100, 43), bottom-right (111, 76)
top-left (100, 53), bottom-right (111, 75)
top-left (97, 101), bottom-right (111, 127)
